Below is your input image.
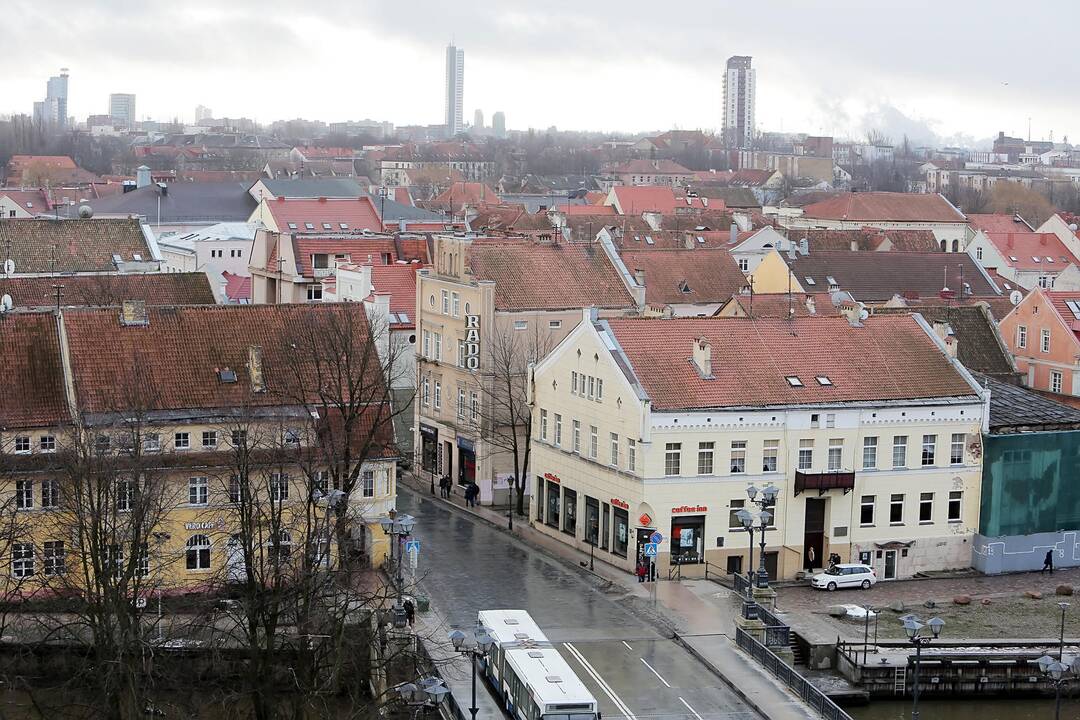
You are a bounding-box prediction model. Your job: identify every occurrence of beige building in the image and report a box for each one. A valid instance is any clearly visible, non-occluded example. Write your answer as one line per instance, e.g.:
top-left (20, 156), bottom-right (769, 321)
top-left (529, 312), bottom-right (987, 582)
top-left (414, 235), bottom-right (641, 504)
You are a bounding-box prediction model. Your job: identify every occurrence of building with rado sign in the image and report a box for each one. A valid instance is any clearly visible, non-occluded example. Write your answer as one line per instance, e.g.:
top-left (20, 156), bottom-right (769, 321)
top-left (414, 234), bottom-right (641, 506)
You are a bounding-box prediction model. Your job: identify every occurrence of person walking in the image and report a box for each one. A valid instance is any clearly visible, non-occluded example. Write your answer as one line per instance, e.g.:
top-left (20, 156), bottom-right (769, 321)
top-left (636, 561), bottom-right (647, 583)
top-left (403, 597), bottom-right (415, 627)
top-left (805, 546), bottom-right (817, 573)
top-left (1042, 549), bottom-right (1055, 575)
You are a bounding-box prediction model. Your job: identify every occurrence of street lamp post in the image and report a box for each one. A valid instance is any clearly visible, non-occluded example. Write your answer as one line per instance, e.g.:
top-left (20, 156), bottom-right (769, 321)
top-left (449, 622), bottom-right (494, 720)
top-left (378, 185), bottom-right (389, 229)
top-left (735, 508), bottom-right (756, 590)
top-left (1058, 601), bottom-right (1070, 661)
top-left (379, 511), bottom-right (417, 597)
top-left (745, 483), bottom-right (780, 588)
top-left (900, 614), bottom-right (944, 720)
top-left (395, 677), bottom-right (450, 720)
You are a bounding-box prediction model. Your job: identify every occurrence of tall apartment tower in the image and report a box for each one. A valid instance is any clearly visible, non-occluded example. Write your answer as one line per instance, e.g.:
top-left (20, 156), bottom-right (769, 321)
top-left (473, 108), bottom-right (484, 130)
top-left (195, 105), bottom-right (212, 122)
top-left (722, 56), bottom-right (755, 148)
top-left (36, 68), bottom-right (69, 129)
top-left (109, 93), bottom-right (136, 128)
top-left (445, 44), bottom-right (464, 137)
top-left (491, 111), bottom-right (506, 138)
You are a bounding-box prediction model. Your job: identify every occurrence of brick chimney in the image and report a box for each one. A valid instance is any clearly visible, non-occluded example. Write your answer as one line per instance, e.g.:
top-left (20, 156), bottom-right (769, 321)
top-left (691, 336), bottom-right (712, 377)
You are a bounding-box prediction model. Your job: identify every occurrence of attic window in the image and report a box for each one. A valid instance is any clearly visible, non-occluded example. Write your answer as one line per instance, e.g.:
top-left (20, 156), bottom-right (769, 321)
top-left (1009, 255), bottom-right (1018, 262)
top-left (219, 368), bottom-right (238, 383)
top-left (322, 223), bottom-right (332, 230)
top-left (132, 253), bottom-right (142, 261)
top-left (1046, 257), bottom-right (1055, 263)
top-left (697, 236), bottom-right (705, 244)
top-left (785, 376), bottom-right (804, 387)
top-left (288, 223), bottom-right (298, 230)
top-left (645, 236), bottom-right (654, 245)
top-left (1066, 300), bottom-right (1080, 319)
top-left (305, 223), bottom-right (315, 230)
top-left (816, 376), bottom-right (833, 386)
top-left (339, 223), bottom-right (349, 230)
top-left (679, 280), bottom-right (692, 294)
top-left (1032, 256), bottom-right (1041, 263)
top-left (804, 277), bottom-right (816, 286)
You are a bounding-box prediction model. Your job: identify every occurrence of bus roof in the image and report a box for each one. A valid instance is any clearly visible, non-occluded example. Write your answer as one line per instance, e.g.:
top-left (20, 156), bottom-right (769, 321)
top-left (478, 609), bottom-right (549, 646)
top-left (504, 645), bottom-right (595, 709)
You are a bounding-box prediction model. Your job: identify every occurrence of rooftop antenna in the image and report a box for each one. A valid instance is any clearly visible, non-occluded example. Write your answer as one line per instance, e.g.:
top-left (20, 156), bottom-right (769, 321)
top-left (52, 283), bottom-right (64, 312)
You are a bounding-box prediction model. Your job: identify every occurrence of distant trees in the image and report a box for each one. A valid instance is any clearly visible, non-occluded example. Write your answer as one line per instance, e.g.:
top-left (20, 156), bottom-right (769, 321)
top-left (985, 181), bottom-right (1056, 227)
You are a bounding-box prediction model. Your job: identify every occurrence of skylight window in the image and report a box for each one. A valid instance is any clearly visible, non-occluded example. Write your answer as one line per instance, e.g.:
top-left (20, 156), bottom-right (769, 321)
top-left (340, 223), bottom-right (349, 230)
top-left (785, 376), bottom-right (804, 387)
top-left (322, 223), bottom-right (332, 230)
top-left (645, 236), bottom-right (654, 245)
top-left (288, 223), bottom-right (298, 230)
top-left (1009, 255), bottom-right (1018, 262)
top-left (816, 376), bottom-right (833, 386)
top-left (1066, 300), bottom-right (1080, 319)
top-left (1046, 257), bottom-right (1055, 263)
top-left (697, 236), bottom-right (705, 244)
top-left (305, 223), bottom-right (315, 230)
top-left (1032, 256), bottom-right (1041, 263)
top-left (804, 277), bottom-right (817, 286)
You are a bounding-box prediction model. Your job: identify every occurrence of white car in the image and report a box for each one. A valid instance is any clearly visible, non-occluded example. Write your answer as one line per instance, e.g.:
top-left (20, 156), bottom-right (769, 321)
top-left (810, 563), bottom-right (877, 591)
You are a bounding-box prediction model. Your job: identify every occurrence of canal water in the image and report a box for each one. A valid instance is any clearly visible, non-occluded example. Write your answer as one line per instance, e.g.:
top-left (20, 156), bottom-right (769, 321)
top-left (851, 696), bottom-right (1079, 720)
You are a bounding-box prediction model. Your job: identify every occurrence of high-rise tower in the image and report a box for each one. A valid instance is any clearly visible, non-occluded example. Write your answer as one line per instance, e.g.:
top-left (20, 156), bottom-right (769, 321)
top-left (445, 44), bottom-right (464, 137)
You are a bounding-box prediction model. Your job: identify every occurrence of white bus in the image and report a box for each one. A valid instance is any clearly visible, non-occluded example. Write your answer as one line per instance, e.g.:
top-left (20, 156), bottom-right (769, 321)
top-left (478, 609), bottom-right (600, 720)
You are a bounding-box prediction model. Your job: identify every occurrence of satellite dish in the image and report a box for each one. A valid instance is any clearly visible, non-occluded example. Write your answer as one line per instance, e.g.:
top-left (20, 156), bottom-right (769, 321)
top-left (0, 294), bottom-right (11, 312)
top-left (2, 258), bottom-right (14, 275)
top-left (1069, 224), bottom-right (1078, 232)
top-left (1009, 290), bottom-right (1023, 306)
top-left (859, 308), bottom-right (869, 321)
top-left (78, 204), bottom-right (94, 219)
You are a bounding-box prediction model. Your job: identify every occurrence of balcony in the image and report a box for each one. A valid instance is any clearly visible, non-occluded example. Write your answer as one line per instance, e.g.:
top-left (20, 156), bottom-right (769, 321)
top-left (794, 470), bottom-right (855, 496)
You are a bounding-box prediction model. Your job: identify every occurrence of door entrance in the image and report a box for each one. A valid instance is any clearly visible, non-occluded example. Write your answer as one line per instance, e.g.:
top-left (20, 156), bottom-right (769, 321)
top-left (635, 528), bottom-right (655, 579)
top-left (884, 549), bottom-right (898, 580)
top-left (803, 498), bottom-right (826, 573)
top-left (764, 551), bottom-right (778, 582)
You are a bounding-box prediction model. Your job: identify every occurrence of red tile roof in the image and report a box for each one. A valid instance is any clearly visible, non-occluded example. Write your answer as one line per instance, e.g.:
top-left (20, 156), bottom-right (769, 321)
top-left (467, 241), bottom-right (636, 311)
top-left (62, 304), bottom-right (387, 415)
top-left (0, 218), bottom-right (152, 273)
top-left (267, 196), bottom-right (381, 233)
top-left (0, 189), bottom-right (50, 213)
top-left (432, 182), bottom-right (500, 212)
top-left (800, 192), bottom-right (966, 223)
top-left (1044, 291), bottom-right (1080, 342)
top-left (722, 292), bottom-right (840, 318)
top-left (786, 228), bottom-right (941, 252)
top-left (558, 204), bottom-right (616, 216)
top-left (610, 187), bottom-right (679, 214)
top-left (367, 263), bottom-right (422, 325)
top-left (612, 159), bottom-right (692, 175)
top-left (620, 248), bottom-right (746, 306)
top-left (967, 213), bottom-right (1031, 234)
top-left (604, 315), bottom-right (977, 411)
top-left (222, 271), bottom-right (252, 303)
top-left (0, 273), bottom-right (215, 309)
top-left (984, 232), bottom-right (1079, 271)
top-left (0, 311), bottom-right (68, 428)
top-left (290, 238), bottom-right (397, 275)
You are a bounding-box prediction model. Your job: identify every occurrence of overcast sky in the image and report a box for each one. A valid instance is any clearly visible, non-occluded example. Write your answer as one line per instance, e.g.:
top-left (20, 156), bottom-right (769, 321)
top-left (6, 1), bottom-right (1079, 146)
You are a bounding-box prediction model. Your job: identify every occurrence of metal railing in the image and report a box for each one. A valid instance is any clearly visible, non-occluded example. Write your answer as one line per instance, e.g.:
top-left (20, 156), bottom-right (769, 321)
top-left (735, 627), bottom-right (854, 720)
top-left (757, 605), bottom-right (791, 647)
top-left (733, 572), bottom-right (752, 597)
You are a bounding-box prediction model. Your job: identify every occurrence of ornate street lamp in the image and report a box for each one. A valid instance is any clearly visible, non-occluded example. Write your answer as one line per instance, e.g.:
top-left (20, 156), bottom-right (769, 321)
top-left (449, 622), bottom-right (495, 720)
top-left (899, 614), bottom-right (944, 720)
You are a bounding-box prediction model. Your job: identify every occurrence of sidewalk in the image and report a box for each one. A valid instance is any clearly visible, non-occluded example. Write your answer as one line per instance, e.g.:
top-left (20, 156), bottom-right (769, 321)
top-left (401, 474), bottom-right (823, 720)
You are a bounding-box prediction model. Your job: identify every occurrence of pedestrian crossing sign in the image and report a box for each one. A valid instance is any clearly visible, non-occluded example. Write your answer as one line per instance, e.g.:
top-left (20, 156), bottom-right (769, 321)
top-left (643, 543), bottom-right (658, 557)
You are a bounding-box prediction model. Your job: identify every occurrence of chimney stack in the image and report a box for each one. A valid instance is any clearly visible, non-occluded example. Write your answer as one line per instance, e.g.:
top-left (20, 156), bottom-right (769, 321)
top-left (248, 345), bottom-right (265, 392)
top-left (730, 224), bottom-right (738, 244)
top-left (799, 237), bottom-right (809, 256)
top-left (634, 268), bottom-right (645, 286)
top-left (135, 166), bottom-right (151, 189)
top-left (691, 336), bottom-right (712, 377)
top-left (805, 295), bottom-right (816, 315)
top-left (119, 299), bottom-right (148, 326)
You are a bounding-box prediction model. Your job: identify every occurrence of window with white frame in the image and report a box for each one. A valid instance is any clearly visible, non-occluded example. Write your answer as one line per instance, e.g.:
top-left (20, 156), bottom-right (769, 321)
top-left (540, 409), bottom-right (548, 441)
top-left (434, 381), bottom-right (442, 409)
top-left (1051, 371), bottom-right (1063, 394)
top-left (189, 476), bottom-right (208, 505)
top-left (596, 379), bottom-right (603, 401)
top-left (589, 426), bottom-right (598, 459)
top-left (307, 285), bottom-right (323, 301)
top-left (697, 442), bottom-right (715, 475)
top-left (859, 495), bottom-right (875, 526)
top-left (513, 320), bottom-right (527, 331)
top-left (763, 440), bottom-right (779, 472)
top-left (457, 388), bottom-right (466, 419)
top-left (457, 339), bottom-right (465, 367)
top-left (313, 470), bottom-right (330, 495)
top-left (1017, 325), bottom-right (1027, 349)
top-left (284, 429), bottom-right (300, 448)
top-left (186, 534), bottom-right (211, 570)
top-left (628, 438), bottom-right (637, 472)
top-left (270, 473), bottom-right (289, 501)
top-left (1041, 328), bottom-right (1051, 353)
top-left (572, 420), bottom-right (581, 453)
top-left (890, 493), bottom-right (904, 524)
top-left (451, 291), bottom-right (460, 317)
top-left (422, 377), bottom-right (430, 406)
top-left (948, 490), bottom-right (962, 522)
top-left (571, 371), bottom-right (578, 395)
top-left (16, 480), bottom-right (32, 510)
top-left (919, 492), bottom-right (934, 523)
top-left (229, 475), bottom-right (247, 504)
top-left (825, 413), bottom-right (836, 428)
top-left (554, 414), bottom-right (562, 446)
top-left (893, 435), bottom-right (908, 467)
top-left (43, 541), bottom-right (64, 576)
top-left (587, 376), bottom-right (595, 400)
top-left (143, 433), bottom-right (161, 452)
top-left (174, 431), bottom-right (190, 449)
top-left (665, 443), bottom-right (682, 476)
top-left (434, 332), bottom-right (442, 360)
top-left (730, 441), bottom-right (746, 473)
top-left (610, 433), bottom-right (619, 466)
top-left (232, 429), bottom-right (247, 448)
top-left (950, 433), bottom-right (965, 464)
top-left (13, 436), bottom-right (30, 454)
top-left (862, 437), bottom-right (878, 469)
top-left (441, 289), bottom-right (449, 314)
top-left (41, 479), bottom-right (59, 509)
top-left (12, 543), bottom-right (34, 578)
top-left (828, 439), bottom-right (843, 470)
top-left (202, 430), bottom-right (218, 449)
top-left (39, 435), bottom-right (56, 453)
top-left (798, 439), bottom-right (813, 470)
top-left (422, 330), bottom-right (431, 357)
top-left (362, 470), bottom-right (375, 498)
top-left (117, 479), bottom-right (136, 512)
top-left (921, 434), bottom-right (936, 466)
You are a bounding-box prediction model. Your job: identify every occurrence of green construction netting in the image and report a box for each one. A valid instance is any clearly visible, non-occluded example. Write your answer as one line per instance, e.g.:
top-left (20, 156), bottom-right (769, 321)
top-left (980, 431), bottom-right (1080, 536)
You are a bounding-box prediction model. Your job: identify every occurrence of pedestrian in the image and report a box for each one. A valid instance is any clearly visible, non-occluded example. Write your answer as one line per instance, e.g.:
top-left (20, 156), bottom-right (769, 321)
top-left (440, 476), bottom-right (450, 498)
top-left (636, 561), bottom-right (647, 583)
top-left (465, 483), bottom-right (477, 507)
top-left (806, 546), bottom-right (816, 573)
top-left (1042, 549), bottom-right (1054, 575)
top-left (403, 598), bottom-right (415, 627)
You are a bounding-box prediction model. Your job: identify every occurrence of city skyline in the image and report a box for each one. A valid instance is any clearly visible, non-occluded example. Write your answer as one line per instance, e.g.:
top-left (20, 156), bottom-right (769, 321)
top-left (4, 1), bottom-right (1080, 145)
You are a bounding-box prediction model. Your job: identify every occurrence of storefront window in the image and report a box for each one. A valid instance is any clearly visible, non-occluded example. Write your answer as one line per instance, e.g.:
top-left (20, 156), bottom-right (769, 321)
top-left (546, 481), bottom-right (560, 528)
top-left (536, 476), bottom-right (545, 523)
top-left (671, 515), bottom-right (705, 564)
top-left (585, 497), bottom-right (600, 546)
top-left (601, 502), bottom-right (610, 549)
top-left (613, 507), bottom-right (629, 557)
top-left (563, 488), bottom-right (577, 535)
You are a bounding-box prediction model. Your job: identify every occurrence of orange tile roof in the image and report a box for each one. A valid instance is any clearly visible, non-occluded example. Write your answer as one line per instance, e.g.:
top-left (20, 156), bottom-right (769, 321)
top-left (467, 241), bottom-right (635, 311)
top-left (619, 248), bottom-right (746, 306)
top-left (267, 196), bottom-right (380, 233)
top-left (0, 273), bottom-right (215, 309)
top-left (800, 192), bottom-right (966, 223)
top-left (967, 213), bottom-right (1031, 234)
top-left (290, 238), bottom-right (397, 275)
top-left (724, 292), bottom-right (840, 318)
top-left (603, 315), bottom-right (977, 411)
top-left (369, 263), bottom-right (422, 321)
top-left (612, 159), bottom-right (692, 175)
top-left (984, 232), bottom-right (1079, 271)
top-left (0, 218), bottom-right (152, 273)
top-left (0, 311), bottom-right (68, 428)
top-left (432, 182), bottom-right (500, 212)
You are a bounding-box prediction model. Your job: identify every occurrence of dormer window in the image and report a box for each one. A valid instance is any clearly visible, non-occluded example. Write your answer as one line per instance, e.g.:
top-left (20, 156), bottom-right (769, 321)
top-left (785, 376), bottom-right (803, 387)
top-left (804, 277), bottom-right (816, 286)
top-left (219, 368), bottom-right (237, 383)
top-left (816, 376), bottom-right (832, 386)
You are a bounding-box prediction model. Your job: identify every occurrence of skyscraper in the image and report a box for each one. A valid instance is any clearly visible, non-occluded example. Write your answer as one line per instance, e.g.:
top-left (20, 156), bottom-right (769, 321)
top-left (722, 56), bottom-right (755, 148)
top-left (35, 68), bottom-right (69, 129)
top-left (109, 93), bottom-right (136, 128)
top-left (445, 44), bottom-right (464, 137)
top-left (492, 111), bottom-right (506, 139)
top-left (473, 108), bottom-right (484, 131)
top-left (195, 105), bottom-right (212, 122)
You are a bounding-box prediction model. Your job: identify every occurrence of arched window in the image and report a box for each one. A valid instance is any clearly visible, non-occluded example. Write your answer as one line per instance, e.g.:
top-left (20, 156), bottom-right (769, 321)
top-left (940, 239), bottom-right (947, 252)
top-left (951, 239), bottom-right (960, 253)
top-left (186, 534), bottom-right (211, 570)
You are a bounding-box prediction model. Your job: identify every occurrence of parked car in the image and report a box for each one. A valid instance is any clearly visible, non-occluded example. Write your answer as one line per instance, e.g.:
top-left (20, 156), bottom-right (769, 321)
top-left (810, 563), bottom-right (877, 591)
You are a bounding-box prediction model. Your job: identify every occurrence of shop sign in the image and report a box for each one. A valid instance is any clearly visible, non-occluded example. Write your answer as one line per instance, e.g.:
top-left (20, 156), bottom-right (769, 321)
top-left (457, 436), bottom-right (475, 452)
top-left (638, 513), bottom-right (652, 526)
top-left (611, 498), bottom-right (629, 510)
top-left (464, 315), bottom-right (481, 370)
top-left (419, 424), bottom-right (438, 440)
top-left (543, 472), bottom-right (561, 484)
top-left (184, 520), bottom-right (222, 531)
top-left (672, 505), bottom-right (707, 514)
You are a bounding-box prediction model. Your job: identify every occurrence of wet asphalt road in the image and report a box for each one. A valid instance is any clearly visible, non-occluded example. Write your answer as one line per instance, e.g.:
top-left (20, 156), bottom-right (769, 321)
top-left (400, 489), bottom-right (758, 720)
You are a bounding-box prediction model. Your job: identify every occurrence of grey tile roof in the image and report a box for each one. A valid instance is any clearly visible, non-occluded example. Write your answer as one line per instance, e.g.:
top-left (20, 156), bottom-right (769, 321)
top-left (256, 178), bottom-right (364, 199)
top-left (974, 373), bottom-right (1080, 433)
top-left (86, 182), bottom-right (257, 223)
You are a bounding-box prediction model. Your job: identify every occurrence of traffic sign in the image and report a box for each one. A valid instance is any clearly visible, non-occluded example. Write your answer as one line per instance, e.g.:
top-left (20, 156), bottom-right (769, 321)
top-left (649, 531), bottom-right (663, 544)
top-left (643, 543), bottom-right (658, 558)
top-left (405, 540), bottom-right (421, 553)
